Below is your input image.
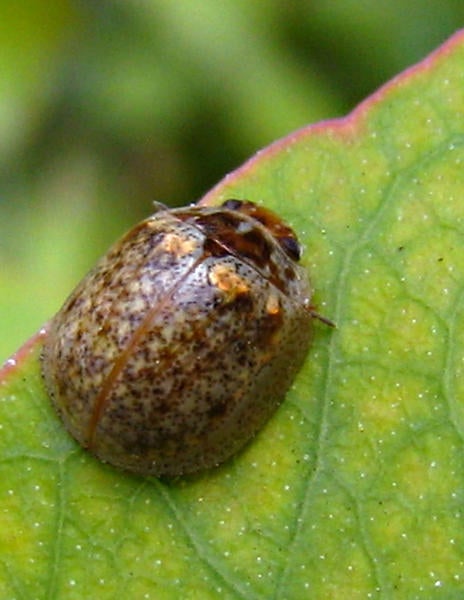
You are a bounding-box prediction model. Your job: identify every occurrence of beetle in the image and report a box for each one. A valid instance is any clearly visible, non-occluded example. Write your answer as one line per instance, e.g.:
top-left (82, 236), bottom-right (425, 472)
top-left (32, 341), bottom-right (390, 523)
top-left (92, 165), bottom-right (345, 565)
top-left (41, 199), bottom-right (332, 476)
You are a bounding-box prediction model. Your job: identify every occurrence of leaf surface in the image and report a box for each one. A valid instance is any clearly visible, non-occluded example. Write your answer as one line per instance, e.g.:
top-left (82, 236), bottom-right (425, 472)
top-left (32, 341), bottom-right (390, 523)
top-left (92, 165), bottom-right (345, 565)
top-left (2, 31), bottom-right (464, 599)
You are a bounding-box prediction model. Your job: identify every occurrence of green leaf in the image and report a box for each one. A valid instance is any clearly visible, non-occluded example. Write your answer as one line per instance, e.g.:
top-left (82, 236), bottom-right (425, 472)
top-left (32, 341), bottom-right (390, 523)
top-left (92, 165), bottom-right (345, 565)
top-left (3, 30), bottom-right (464, 598)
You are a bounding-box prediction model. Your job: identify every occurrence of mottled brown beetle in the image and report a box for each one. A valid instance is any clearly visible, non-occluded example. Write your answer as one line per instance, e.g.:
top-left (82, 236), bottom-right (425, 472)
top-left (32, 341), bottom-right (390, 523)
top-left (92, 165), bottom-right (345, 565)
top-left (41, 199), bottom-right (332, 477)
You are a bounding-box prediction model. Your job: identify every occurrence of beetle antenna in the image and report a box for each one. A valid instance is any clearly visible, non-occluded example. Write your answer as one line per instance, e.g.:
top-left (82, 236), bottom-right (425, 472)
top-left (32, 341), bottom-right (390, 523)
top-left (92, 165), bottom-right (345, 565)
top-left (308, 309), bottom-right (336, 328)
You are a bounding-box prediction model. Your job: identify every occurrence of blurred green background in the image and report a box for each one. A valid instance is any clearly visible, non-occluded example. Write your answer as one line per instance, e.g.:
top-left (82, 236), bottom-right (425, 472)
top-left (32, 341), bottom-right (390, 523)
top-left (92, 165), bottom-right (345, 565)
top-left (0, 1), bottom-right (462, 361)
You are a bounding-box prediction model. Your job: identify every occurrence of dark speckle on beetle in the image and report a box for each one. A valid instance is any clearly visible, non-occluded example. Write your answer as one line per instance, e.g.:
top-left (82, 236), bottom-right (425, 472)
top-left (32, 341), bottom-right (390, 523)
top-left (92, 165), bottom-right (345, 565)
top-left (41, 199), bottom-right (333, 477)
